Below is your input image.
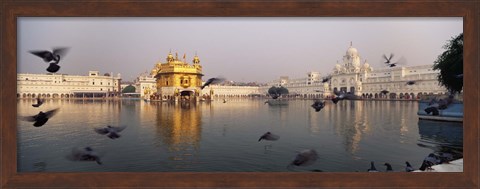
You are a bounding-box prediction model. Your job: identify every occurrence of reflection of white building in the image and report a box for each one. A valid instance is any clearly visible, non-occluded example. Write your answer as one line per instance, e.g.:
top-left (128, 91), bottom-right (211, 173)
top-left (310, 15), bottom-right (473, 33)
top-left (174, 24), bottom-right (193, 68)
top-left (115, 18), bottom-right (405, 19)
top-left (17, 71), bottom-right (121, 98)
top-left (264, 43), bottom-right (448, 99)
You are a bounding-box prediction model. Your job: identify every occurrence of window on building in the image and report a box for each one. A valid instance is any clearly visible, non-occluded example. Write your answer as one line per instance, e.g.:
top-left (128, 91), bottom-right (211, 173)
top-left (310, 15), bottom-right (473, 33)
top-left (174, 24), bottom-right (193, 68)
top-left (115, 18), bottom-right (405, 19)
top-left (92, 82), bottom-right (95, 85)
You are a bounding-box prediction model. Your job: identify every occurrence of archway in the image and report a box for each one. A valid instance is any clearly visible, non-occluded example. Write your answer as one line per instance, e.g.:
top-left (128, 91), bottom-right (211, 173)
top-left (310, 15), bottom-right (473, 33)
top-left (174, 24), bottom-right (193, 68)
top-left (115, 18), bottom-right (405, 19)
top-left (389, 93), bottom-right (397, 99)
top-left (180, 90), bottom-right (194, 100)
top-left (22, 93), bottom-right (27, 98)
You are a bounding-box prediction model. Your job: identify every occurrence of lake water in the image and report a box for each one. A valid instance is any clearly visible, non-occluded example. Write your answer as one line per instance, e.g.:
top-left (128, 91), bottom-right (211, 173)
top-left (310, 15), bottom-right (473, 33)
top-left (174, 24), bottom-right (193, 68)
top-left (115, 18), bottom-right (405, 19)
top-left (17, 98), bottom-right (463, 172)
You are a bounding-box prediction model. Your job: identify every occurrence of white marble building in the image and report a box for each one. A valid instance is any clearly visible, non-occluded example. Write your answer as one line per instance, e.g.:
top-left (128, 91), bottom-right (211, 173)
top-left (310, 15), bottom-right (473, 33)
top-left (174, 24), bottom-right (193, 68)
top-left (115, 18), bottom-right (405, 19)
top-left (17, 71), bottom-right (121, 98)
top-left (136, 72), bottom-right (157, 98)
top-left (264, 43), bottom-right (448, 99)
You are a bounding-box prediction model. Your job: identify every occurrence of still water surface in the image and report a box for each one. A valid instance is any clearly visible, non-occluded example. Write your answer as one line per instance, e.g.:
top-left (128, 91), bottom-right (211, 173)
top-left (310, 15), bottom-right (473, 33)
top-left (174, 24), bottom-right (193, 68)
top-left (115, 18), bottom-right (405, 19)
top-left (17, 99), bottom-right (463, 172)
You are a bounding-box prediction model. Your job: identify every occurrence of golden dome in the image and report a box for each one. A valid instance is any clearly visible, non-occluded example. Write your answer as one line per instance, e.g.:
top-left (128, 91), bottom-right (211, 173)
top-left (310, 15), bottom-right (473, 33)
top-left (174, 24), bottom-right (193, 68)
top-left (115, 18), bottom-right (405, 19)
top-left (166, 53), bottom-right (174, 62)
top-left (193, 55), bottom-right (200, 64)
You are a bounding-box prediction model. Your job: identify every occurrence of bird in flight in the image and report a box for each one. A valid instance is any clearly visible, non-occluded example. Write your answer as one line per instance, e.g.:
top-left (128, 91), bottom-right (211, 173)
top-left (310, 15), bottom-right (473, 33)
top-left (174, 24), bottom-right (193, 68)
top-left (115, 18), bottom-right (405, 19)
top-left (406, 80), bottom-right (417, 85)
top-left (311, 100), bottom-right (325, 112)
top-left (19, 108), bottom-right (59, 127)
top-left (32, 96), bottom-right (45, 107)
top-left (66, 146), bottom-right (103, 165)
top-left (201, 77), bottom-right (225, 89)
top-left (321, 75), bottom-right (332, 83)
top-left (332, 90), bottom-right (357, 104)
top-left (287, 149), bottom-right (319, 170)
top-left (382, 53), bottom-right (406, 68)
top-left (29, 47), bottom-right (69, 73)
top-left (94, 125), bottom-right (127, 139)
top-left (258, 131), bottom-right (280, 142)
top-left (380, 89), bottom-right (389, 95)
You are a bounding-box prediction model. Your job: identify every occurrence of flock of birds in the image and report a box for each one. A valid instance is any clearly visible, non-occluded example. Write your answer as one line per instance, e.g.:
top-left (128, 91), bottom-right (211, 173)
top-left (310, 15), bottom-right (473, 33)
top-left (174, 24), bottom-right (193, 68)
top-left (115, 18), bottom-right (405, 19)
top-left (262, 101), bottom-right (456, 172)
top-left (260, 53), bottom-right (459, 171)
top-left (20, 47), bottom-right (130, 165)
top-left (19, 49), bottom-right (460, 171)
top-left (19, 95), bottom-right (128, 165)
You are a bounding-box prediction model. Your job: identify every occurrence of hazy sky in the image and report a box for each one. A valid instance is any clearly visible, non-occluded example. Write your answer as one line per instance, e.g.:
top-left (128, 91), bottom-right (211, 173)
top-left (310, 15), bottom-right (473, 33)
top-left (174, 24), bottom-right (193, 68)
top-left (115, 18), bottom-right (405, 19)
top-left (18, 17), bottom-right (462, 83)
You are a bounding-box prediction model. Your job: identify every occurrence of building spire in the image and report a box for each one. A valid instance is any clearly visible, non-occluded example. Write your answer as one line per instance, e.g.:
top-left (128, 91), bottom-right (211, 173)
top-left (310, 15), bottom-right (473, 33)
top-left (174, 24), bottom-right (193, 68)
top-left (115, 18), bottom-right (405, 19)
top-left (350, 41), bottom-right (352, 46)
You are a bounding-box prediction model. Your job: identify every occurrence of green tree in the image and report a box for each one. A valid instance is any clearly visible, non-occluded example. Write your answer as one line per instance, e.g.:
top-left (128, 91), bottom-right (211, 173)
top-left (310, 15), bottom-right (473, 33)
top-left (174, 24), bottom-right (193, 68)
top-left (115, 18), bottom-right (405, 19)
top-left (278, 86), bottom-right (289, 95)
top-left (433, 33), bottom-right (463, 93)
top-left (267, 86), bottom-right (289, 99)
top-left (122, 85), bottom-right (136, 93)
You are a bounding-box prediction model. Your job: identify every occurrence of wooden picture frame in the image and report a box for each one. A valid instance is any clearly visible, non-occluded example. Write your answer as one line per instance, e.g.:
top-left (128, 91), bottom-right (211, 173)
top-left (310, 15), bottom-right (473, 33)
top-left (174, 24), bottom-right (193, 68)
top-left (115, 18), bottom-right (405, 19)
top-left (1, 1), bottom-right (478, 188)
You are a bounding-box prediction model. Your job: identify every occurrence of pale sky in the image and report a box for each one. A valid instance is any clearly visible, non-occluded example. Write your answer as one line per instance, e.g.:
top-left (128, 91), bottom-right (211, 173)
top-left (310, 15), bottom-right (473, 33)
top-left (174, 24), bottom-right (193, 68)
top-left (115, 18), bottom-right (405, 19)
top-left (18, 17), bottom-right (462, 83)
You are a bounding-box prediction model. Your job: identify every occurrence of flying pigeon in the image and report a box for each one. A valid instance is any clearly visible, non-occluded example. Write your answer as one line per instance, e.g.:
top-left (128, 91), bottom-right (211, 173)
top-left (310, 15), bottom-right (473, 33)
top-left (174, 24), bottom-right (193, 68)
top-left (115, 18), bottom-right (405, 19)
top-left (19, 108), bottom-right (59, 127)
top-left (288, 149), bottom-right (318, 168)
top-left (332, 90), bottom-right (357, 104)
top-left (201, 77), bottom-right (225, 89)
top-left (66, 147), bottom-right (102, 165)
top-left (32, 96), bottom-right (45, 107)
top-left (367, 161), bottom-right (379, 172)
top-left (383, 54), bottom-right (394, 64)
top-left (311, 100), bottom-right (325, 112)
top-left (94, 125), bottom-right (127, 139)
top-left (405, 161), bottom-right (415, 172)
top-left (380, 90), bottom-right (389, 95)
top-left (383, 54), bottom-right (406, 67)
top-left (258, 132), bottom-right (280, 142)
top-left (322, 75), bottom-right (332, 83)
top-left (384, 163), bottom-right (393, 172)
top-left (406, 80), bottom-right (417, 85)
top-left (30, 47), bottom-right (69, 73)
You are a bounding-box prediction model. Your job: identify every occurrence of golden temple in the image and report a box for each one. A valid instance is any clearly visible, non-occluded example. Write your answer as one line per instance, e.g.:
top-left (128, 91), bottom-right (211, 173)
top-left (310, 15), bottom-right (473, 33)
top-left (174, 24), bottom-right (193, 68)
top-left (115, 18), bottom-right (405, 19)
top-left (149, 52), bottom-right (204, 100)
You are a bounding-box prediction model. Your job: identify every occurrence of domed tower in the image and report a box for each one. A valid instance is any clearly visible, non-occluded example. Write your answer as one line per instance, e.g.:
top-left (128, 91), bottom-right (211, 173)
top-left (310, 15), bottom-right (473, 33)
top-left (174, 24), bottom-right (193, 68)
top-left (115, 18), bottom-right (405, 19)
top-left (343, 42), bottom-right (361, 72)
top-left (192, 53), bottom-right (202, 73)
top-left (193, 54), bottom-right (200, 64)
top-left (166, 52), bottom-right (174, 63)
top-left (151, 51), bottom-right (204, 101)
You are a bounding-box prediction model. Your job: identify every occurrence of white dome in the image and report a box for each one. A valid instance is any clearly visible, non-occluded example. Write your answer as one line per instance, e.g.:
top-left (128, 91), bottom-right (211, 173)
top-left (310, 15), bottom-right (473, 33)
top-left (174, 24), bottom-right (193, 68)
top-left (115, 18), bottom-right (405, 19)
top-left (363, 62), bottom-right (370, 69)
top-left (347, 47), bottom-right (358, 57)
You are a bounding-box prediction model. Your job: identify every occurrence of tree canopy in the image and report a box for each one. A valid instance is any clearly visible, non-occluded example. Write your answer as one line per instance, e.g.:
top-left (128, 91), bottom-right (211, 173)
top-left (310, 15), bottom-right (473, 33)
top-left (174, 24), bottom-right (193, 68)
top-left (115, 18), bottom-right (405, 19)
top-left (267, 86), bottom-right (289, 99)
top-left (432, 33), bottom-right (463, 94)
top-left (122, 85), bottom-right (136, 93)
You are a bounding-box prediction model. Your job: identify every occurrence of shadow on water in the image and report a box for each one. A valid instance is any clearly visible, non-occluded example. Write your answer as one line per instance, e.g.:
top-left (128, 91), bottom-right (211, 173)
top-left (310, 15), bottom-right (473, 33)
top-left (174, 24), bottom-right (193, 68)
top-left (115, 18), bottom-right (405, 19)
top-left (417, 119), bottom-right (463, 158)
